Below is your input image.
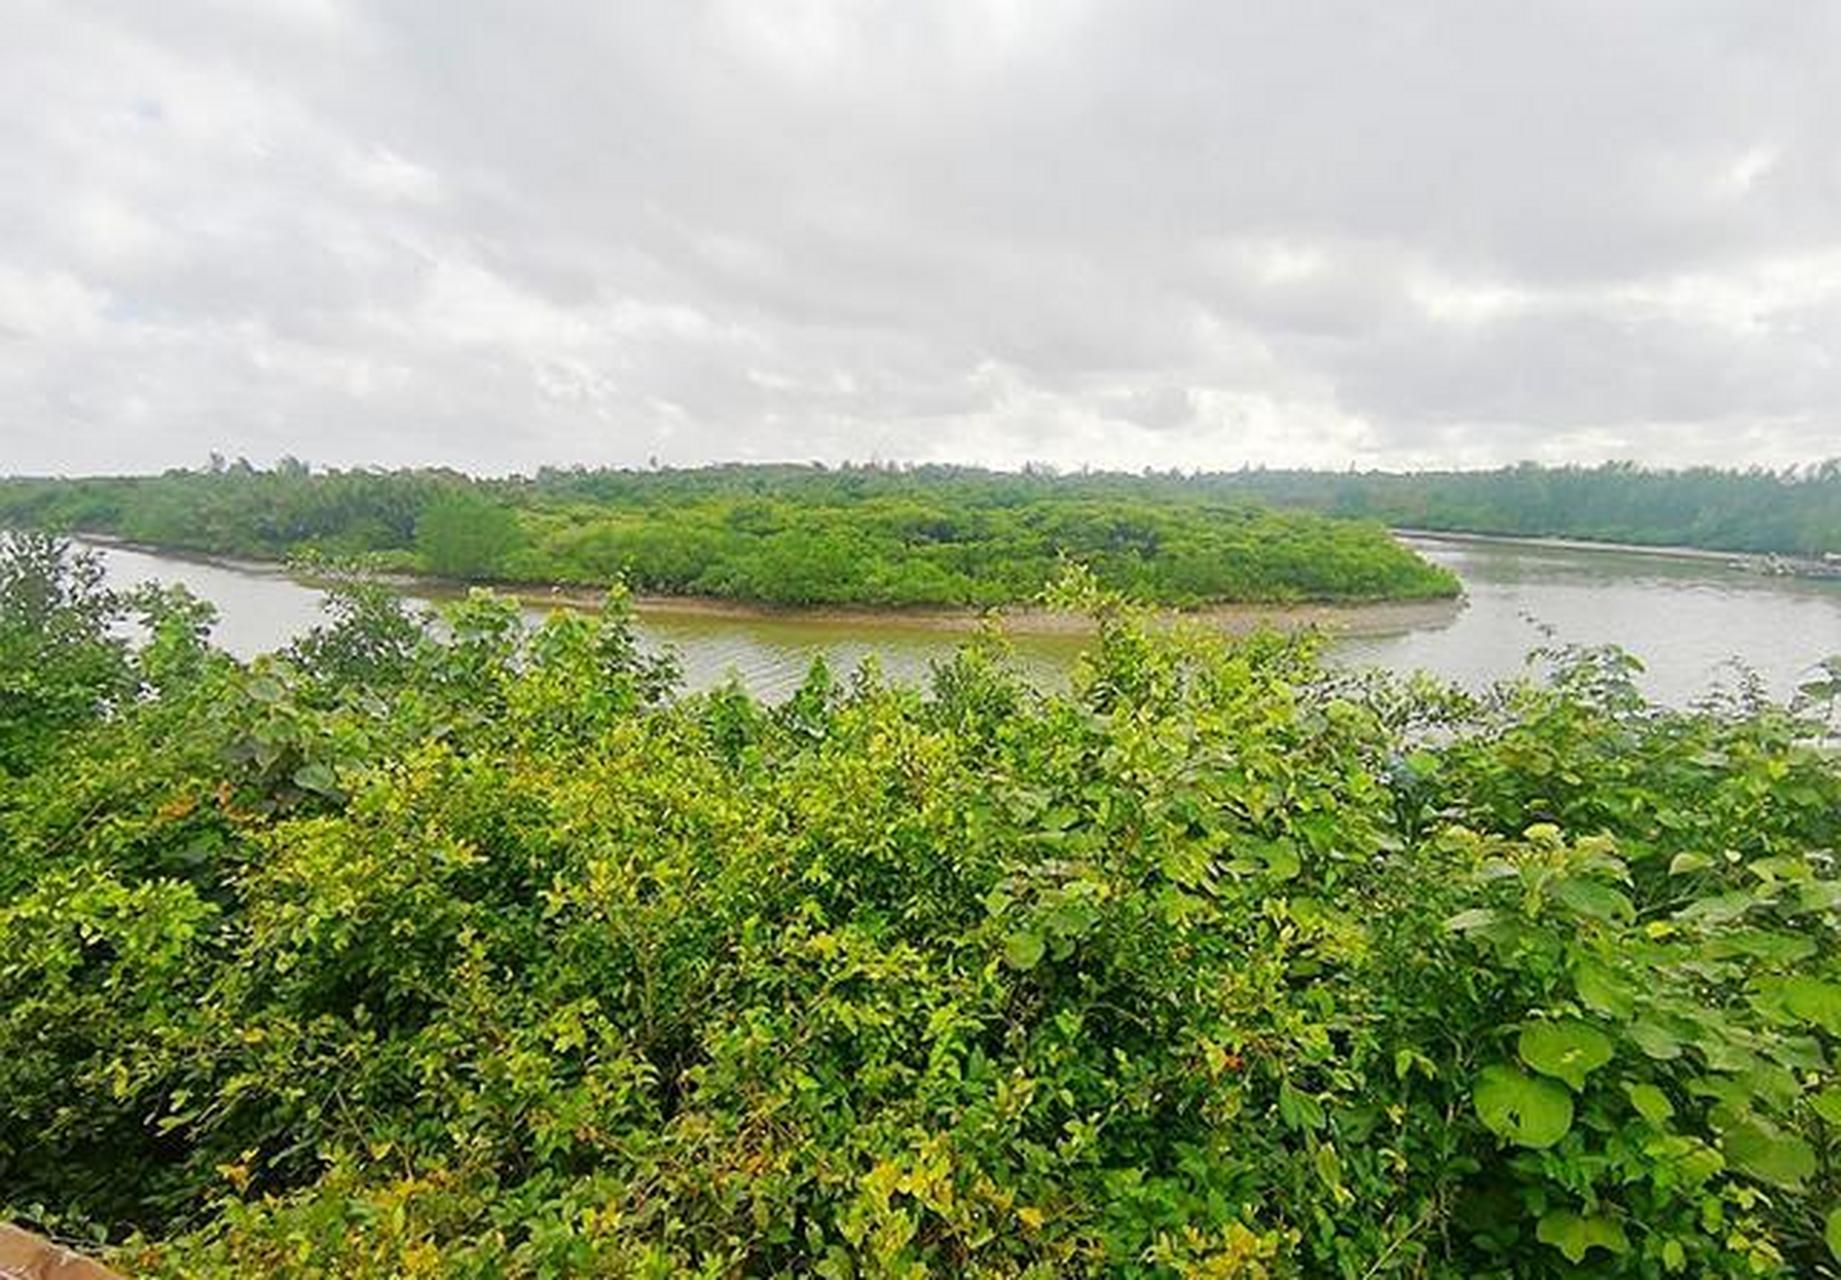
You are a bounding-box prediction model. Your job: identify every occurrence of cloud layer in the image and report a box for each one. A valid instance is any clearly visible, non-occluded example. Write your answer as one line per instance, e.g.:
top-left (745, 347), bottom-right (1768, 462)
top-left (5, 0), bottom-right (1840, 474)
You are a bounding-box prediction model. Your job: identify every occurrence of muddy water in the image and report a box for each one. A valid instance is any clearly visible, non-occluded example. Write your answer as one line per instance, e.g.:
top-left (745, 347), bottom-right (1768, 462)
top-left (81, 534), bottom-right (1841, 704)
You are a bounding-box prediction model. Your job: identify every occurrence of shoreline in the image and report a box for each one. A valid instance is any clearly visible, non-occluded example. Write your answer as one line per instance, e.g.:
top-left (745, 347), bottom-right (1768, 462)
top-left (505, 584), bottom-right (1466, 639)
top-left (70, 532), bottom-right (1466, 639)
top-left (1396, 527), bottom-right (1746, 563)
top-left (1396, 527), bottom-right (1841, 576)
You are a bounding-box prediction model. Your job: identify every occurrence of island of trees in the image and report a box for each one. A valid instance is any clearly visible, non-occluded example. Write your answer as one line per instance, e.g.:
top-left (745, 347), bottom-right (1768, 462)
top-left (4, 530), bottom-right (1841, 1276)
top-left (0, 463), bottom-right (1461, 608)
top-left (6, 458), bottom-right (1840, 613)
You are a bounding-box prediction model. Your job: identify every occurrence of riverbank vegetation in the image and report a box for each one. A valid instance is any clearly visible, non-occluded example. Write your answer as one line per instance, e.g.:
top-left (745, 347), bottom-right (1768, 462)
top-left (0, 464), bottom-right (1455, 607)
top-left (6, 531), bottom-right (1841, 1276)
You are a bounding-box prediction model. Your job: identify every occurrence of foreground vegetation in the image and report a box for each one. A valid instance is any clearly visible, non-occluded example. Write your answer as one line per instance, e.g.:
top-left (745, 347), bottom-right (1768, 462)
top-left (6, 531), bottom-right (1841, 1276)
top-left (0, 464), bottom-right (1457, 607)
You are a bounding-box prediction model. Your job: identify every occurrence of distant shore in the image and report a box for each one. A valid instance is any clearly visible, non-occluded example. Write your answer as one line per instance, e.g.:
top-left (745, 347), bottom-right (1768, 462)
top-left (1396, 528), bottom-right (1841, 578)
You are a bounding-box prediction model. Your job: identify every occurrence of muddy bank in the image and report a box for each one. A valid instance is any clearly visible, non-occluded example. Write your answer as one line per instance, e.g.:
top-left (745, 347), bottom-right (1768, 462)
top-left (389, 577), bottom-right (1464, 639)
top-left (613, 591), bottom-right (1463, 639)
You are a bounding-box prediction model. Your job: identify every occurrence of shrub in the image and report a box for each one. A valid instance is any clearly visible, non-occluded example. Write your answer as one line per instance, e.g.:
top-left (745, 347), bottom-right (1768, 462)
top-left (2, 560), bottom-right (1838, 1276)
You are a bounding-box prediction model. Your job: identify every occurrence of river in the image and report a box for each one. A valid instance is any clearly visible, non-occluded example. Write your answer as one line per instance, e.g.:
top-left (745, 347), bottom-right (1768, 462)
top-left (78, 534), bottom-right (1841, 705)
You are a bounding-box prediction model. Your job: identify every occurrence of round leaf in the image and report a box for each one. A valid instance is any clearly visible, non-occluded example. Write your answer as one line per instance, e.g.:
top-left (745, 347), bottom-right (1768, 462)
top-left (1783, 977), bottom-right (1841, 1035)
top-left (1261, 841), bottom-right (1300, 881)
top-left (1554, 877), bottom-right (1634, 923)
top-left (291, 761), bottom-right (339, 797)
top-left (1474, 1064), bottom-right (1574, 1149)
top-left (1537, 1209), bottom-right (1629, 1264)
top-left (1519, 1021), bottom-right (1614, 1090)
top-left (1002, 930), bottom-right (1045, 971)
top-left (1573, 961), bottom-right (1634, 1018)
top-left (1722, 1117), bottom-right (1815, 1189)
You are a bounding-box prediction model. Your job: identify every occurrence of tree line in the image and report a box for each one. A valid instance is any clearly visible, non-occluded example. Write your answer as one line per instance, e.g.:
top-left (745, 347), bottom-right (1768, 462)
top-left (1193, 460), bottom-right (1841, 556)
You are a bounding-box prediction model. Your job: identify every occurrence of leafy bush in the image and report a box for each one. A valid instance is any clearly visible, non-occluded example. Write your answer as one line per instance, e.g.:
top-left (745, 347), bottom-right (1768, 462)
top-left (3, 543), bottom-right (1840, 1276)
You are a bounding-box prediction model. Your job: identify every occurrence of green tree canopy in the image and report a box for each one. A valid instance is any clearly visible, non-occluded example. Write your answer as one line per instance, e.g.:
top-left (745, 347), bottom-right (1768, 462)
top-left (413, 489), bottom-right (524, 578)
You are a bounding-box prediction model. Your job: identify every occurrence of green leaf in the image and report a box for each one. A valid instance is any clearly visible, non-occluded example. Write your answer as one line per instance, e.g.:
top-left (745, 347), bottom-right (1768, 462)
top-left (1675, 890), bottom-right (1755, 927)
top-left (1623, 1081), bottom-right (1674, 1125)
top-left (1277, 1080), bottom-right (1324, 1132)
top-left (1797, 880), bottom-right (1841, 914)
top-left (1554, 877), bottom-right (1633, 923)
top-left (1523, 822), bottom-right (1564, 848)
top-left (1826, 1208), bottom-right (1841, 1262)
top-left (1712, 928), bottom-right (1815, 963)
top-left (1695, 1032), bottom-right (1755, 1074)
top-left (1394, 1047), bottom-right (1435, 1081)
top-left (1625, 1020), bottom-right (1682, 1061)
top-left (1573, 961), bottom-right (1634, 1018)
top-left (1261, 840), bottom-right (1300, 881)
top-left (1677, 1143), bottom-right (1725, 1186)
top-left (291, 761), bottom-right (339, 797)
top-left (1474, 1064), bottom-right (1573, 1149)
top-left (1311, 1143), bottom-right (1344, 1196)
top-left (1747, 855), bottom-right (1810, 884)
top-left (1782, 977), bottom-right (1841, 1034)
top-left (1443, 907), bottom-right (1497, 933)
top-left (1722, 1116), bottom-right (1816, 1189)
top-left (1811, 1086), bottom-right (1841, 1125)
top-left (1536, 1209), bottom-right (1629, 1264)
top-left (1002, 930), bottom-right (1045, 971)
top-left (1159, 845), bottom-right (1210, 888)
top-left (1669, 851), bottom-right (1713, 875)
top-left (1519, 1021), bottom-right (1614, 1090)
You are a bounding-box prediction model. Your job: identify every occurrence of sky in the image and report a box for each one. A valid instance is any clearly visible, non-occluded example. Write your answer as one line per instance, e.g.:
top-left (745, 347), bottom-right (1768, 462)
top-left (4, 0), bottom-right (1841, 477)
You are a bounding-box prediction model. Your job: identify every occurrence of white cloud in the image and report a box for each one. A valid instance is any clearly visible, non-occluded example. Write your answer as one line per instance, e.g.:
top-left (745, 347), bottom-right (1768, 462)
top-left (3, 0), bottom-right (1841, 474)
top-left (0, 268), bottom-right (110, 341)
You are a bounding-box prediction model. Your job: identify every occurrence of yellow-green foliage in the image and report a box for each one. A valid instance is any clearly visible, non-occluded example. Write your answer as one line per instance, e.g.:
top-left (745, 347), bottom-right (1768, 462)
top-left (4, 535), bottom-right (1841, 1277)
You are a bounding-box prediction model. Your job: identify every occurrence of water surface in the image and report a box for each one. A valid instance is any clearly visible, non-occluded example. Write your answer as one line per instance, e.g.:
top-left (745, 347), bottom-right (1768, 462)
top-left (81, 535), bottom-right (1841, 704)
top-left (1349, 535), bottom-right (1841, 704)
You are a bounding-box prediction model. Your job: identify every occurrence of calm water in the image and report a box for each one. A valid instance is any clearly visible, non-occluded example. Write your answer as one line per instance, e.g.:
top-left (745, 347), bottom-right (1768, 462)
top-left (79, 536), bottom-right (1841, 704)
top-left (1346, 535), bottom-right (1841, 703)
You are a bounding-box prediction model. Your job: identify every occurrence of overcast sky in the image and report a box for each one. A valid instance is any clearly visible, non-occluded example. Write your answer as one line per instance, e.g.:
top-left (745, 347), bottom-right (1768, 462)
top-left (5, 1), bottom-right (1840, 476)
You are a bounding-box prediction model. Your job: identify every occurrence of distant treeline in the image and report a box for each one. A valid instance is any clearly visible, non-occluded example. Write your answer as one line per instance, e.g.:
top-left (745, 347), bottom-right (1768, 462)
top-left (1199, 461), bottom-right (1841, 557)
top-left (514, 459), bottom-right (1841, 556)
top-left (0, 461), bottom-right (1459, 607)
